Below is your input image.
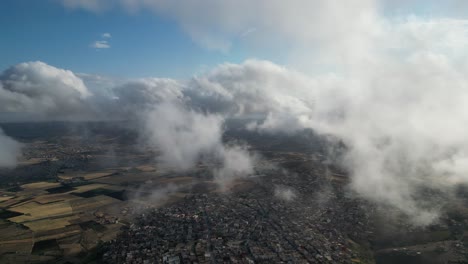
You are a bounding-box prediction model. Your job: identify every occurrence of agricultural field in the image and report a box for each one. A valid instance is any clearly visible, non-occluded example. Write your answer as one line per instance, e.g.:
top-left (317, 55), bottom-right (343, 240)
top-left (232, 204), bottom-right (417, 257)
top-left (0, 164), bottom-right (190, 263)
top-left (0, 124), bottom-right (197, 263)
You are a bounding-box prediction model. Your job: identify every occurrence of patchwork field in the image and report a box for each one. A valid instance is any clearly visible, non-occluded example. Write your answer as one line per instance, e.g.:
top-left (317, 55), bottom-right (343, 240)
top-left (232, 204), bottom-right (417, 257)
top-left (0, 125), bottom-right (210, 263)
top-left (0, 159), bottom-right (196, 263)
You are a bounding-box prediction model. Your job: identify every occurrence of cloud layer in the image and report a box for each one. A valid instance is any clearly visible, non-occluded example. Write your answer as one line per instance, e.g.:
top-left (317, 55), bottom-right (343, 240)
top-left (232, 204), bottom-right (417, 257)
top-left (2, 50), bottom-right (468, 223)
top-left (0, 61), bottom-right (91, 119)
top-left (3, 0), bottom-right (468, 223)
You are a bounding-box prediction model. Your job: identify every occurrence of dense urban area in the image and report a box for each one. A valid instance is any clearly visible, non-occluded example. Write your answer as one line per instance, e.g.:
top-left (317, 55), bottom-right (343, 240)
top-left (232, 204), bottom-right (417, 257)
top-left (0, 122), bottom-right (468, 263)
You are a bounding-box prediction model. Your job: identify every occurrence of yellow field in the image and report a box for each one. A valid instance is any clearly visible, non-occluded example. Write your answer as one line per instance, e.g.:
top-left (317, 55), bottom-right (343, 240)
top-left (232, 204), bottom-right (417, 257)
top-left (58, 175), bottom-right (75, 180)
top-left (33, 193), bottom-right (79, 204)
top-left (0, 196), bottom-right (33, 208)
top-left (33, 225), bottom-right (82, 242)
top-left (8, 201), bottom-right (73, 223)
top-left (0, 196), bottom-right (13, 202)
top-left (22, 215), bottom-right (79, 232)
top-left (17, 158), bottom-right (46, 165)
top-left (0, 155), bottom-right (183, 261)
top-left (59, 243), bottom-right (83, 255)
top-left (83, 171), bottom-right (115, 180)
top-left (94, 173), bottom-right (151, 185)
top-left (70, 195), bottom-right (121, 212)
top-left (21, 182), bottom-right (60, 190)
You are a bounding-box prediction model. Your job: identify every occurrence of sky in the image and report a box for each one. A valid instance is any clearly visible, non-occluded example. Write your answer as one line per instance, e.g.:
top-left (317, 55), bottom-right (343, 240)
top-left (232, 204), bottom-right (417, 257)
top-left (0, 0), bottom-right (284, 78)
top-left (2, 0), bottom-right (468, 225)
top-left (1, 0), bottom-right (465, 78)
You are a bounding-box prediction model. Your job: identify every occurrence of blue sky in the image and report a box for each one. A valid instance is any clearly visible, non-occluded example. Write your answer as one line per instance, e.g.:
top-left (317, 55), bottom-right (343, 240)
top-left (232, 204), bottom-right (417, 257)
top-left (1, 0), bottom-right (462, 79)
top-left (0, 0), bottom-right (281, 78)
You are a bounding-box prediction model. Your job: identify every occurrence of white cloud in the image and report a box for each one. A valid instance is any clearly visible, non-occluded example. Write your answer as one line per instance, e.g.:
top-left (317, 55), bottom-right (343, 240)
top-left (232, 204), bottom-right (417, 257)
top-left (102, 32), bottom-right (112, 38)
top-left (3, 51), bottom-right (468, 224)
top-left (17, 0), bottom-right (468, 223)
top-left (60, 0), bottom-right (379, 53)
top-left (145, 101), bottom-right (223, 170)
top-left (91, 40), bottom-right (110, 49)
top-left (213, 145), bottom-right (255, 189)
top-left (0, 61), bottom-right (92, 119)
top-left (187, 59), bottom-right (318, 133)
top-left (61, 0), bottom-right (111, 12)
top-left (5, 49), bottom-right (468, 223)
top-left (183, 48), bottom-right (468, 224)
top-left (144, 100), bottom-right (255, 188)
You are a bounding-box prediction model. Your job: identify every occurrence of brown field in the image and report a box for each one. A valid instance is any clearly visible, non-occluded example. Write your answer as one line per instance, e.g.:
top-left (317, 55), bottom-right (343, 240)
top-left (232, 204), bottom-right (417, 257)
top-left (1, 197), bottom-right (32, 208)
top-left (70, 195), bottom-right (121, 213)
top-left (59, 243), bottom-right (83, 255)
top-left (0, 220), bottom-right (33, 241)
top-left (17, 158), bottom-right (47, 166)
top-left (99, 223), bottom-right (122, 241)
top-left (33, 225), bottom-right (82, 242)
top-left (21, 182), bottom-right (60, 191)
top-left (71, 183), bottom-right (118, 193)
top-left (94, 173), bottom-right (153, 185)
top-left (0, 254), bottom-right (55, 264)
top-left (0, 144), bottom-right (203, 263)
top-left (136, 165), bottom-right (156, 172)
top-left (0, 241), bottom-right (33, 255)
top-left (22, 215), bottom-right (79, 232)
top-left (8, 201), bottom-right (73, 223)
top-left (58, 174), bottom-right (75, 180)
top-left (33, 193), bottom-right (79, 204)
top-left (83, 171), bottom-right (116, 180)
top-left (0, 195), bottom-right (13, 202)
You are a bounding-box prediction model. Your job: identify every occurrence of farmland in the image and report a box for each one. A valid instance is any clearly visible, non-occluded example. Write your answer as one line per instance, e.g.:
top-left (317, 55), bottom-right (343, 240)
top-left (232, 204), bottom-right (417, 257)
top-left (0, 122), bottom-right (199, 263)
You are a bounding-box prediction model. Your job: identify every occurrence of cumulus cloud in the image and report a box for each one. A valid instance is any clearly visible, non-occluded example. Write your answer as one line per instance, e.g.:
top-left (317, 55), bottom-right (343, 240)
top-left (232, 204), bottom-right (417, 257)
top-left (332, 51), bottom-right (468, 225)
top-left (188, 54), bottom-right (468, 224)
top-left (113, 78), bottom-right (183, 112)
top-left (177, 50), bottom-right (468, 224)
top-left (187, 60), bottom-right (318, 133)
top-left (0, 61), bottom-right (92, 119)
top-left (4, 51), bottom-right (468, 224)
top-left (13, 0), bottom-right (468, 223)
top-left (0, 129), bottom-right (21, 168)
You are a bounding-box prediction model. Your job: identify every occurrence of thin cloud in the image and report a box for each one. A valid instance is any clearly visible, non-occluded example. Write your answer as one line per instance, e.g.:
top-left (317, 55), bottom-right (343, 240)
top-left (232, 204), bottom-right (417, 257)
top-left (91, 40), bottom-right (110, 49)
top-left (102, 32), bottom-right (112, 38)
top-left (240, 27), bottom-right (257, 38)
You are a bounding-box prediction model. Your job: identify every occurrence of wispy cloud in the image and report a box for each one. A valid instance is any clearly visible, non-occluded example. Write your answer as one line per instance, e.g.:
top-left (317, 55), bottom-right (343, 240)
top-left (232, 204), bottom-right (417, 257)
top-left (240, 27), bottom-right (257, 38)
top-left (90, 33), bottom-right (111, 49)
top-left (91, 40), bottom-right (110, 49)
